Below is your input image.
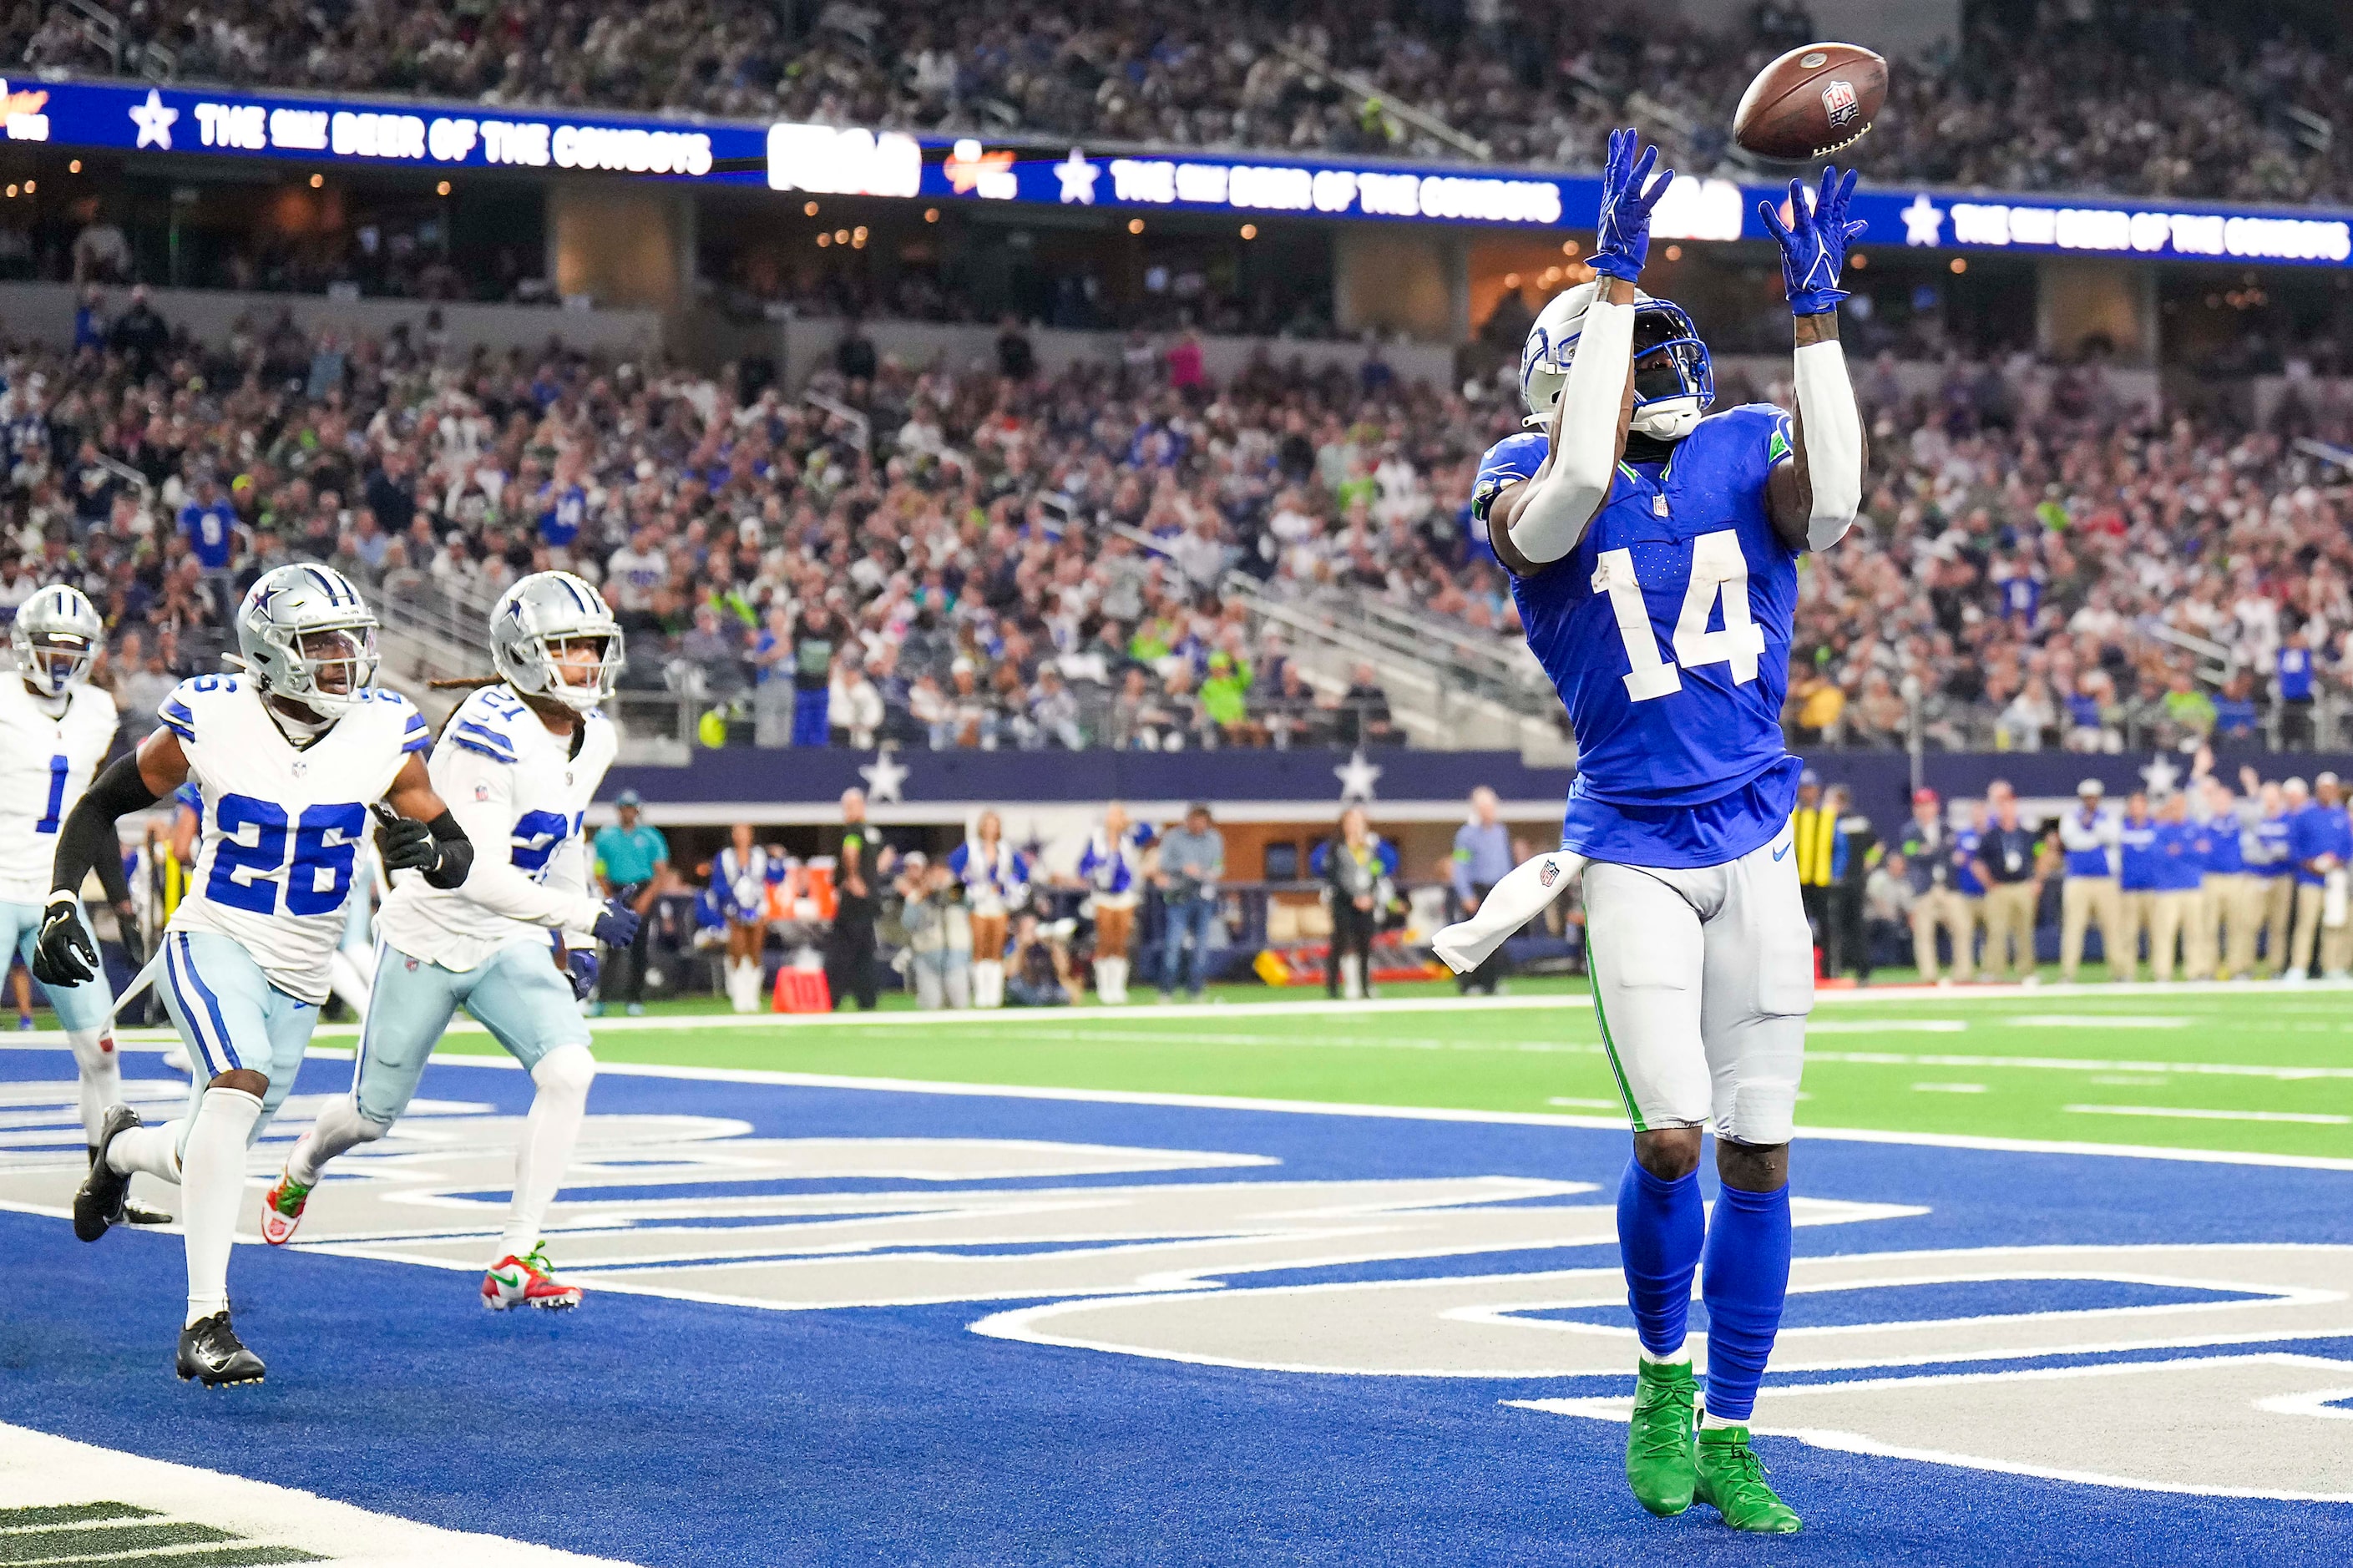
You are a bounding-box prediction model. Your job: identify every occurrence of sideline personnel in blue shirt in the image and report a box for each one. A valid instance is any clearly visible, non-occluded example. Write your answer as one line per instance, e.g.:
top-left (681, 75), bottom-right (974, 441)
top-left (1450, 787), bottom-right (1516, 996)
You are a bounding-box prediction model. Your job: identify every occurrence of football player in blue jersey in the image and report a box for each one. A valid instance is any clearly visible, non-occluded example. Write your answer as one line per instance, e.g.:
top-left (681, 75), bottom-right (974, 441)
top-left (1470, 130), bottom-right (1867, 1533)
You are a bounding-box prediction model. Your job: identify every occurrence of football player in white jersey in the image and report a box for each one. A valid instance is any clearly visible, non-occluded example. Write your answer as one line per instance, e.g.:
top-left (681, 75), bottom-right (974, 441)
top-left (0, 585), bottom-right (164, 1220)
top-left (38, 563), bottom-right (475, 1385)
top-left (258, 570), bottom-right (639, 1313)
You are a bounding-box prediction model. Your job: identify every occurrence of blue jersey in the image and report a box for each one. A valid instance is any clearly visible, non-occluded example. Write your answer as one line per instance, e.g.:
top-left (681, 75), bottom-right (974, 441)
top-left (1951, 827), bottom-right (1986, 896)
top-left (2256, 813), bottom-right (2294, 878)
top-left (2117, 817), bottom-right (2160, 892)
top-left (1475, 406), bottom-right (1800, 867)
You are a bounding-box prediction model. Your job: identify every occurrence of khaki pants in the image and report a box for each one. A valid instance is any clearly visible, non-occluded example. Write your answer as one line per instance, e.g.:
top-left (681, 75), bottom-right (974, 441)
top-left (2201, 873), bottom-right (2265, 979)
top-left (2291, 882), bottom-right (2353, 978)
top-left (2259, 876), bottom-right (2297, 977)
top-left (2114, 891), bottom-right (2155, 980)
top-left (1981, 882), bottom-right (2039, 979)
top-left (2148, 890), bottom-right (2195, 982)
top-left (2059, 877), bottom-right (2123, 982)
top-left (1910, 888), bottom-right (1976, 982)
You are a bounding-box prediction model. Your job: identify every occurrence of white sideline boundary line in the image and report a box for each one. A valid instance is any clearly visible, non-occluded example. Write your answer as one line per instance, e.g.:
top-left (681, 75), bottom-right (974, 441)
top-left (12, 1039), bottom-right (2349, 1173)
top-left (0, 970), bottom-right (2341, 1048)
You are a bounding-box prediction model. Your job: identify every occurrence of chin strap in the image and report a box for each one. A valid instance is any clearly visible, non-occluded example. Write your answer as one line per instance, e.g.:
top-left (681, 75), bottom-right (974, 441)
top-left (1793, 336), bottom-right (1863, 551)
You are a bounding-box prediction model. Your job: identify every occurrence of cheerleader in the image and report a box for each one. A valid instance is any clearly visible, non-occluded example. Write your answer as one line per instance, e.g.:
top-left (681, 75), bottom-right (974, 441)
top-left (948, 811), bottom-right (1030, 1009)
top-left (712, 822), bottom-right (772, 1012)
top-left (1076, 802), bottom-right (1155, 1004)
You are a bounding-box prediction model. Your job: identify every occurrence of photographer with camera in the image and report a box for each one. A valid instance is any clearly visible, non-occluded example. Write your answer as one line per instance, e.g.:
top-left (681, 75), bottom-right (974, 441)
top-left (1154, 802), bottom-right (1224, 1004)
top-left (893, 852), bottom-right (972, 1010)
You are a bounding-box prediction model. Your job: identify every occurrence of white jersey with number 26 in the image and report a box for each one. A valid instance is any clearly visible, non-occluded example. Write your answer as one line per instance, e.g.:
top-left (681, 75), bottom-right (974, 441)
top-left (0, 678), bottom-right (119, 904)
top-left (159, 675), bottom-right (428, 1002)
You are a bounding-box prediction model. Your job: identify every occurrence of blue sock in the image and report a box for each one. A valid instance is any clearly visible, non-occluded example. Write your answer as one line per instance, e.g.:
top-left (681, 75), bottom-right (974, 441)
top-left (1699, 1181), bottom-right (1793, 1424)
top-left (1616, 1160), bottom-right (1704, 1358)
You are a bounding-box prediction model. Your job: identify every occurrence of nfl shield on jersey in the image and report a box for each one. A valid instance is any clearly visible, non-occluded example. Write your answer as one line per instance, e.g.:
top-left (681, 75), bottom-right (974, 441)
top-left (374, 682), bottom-right (617, 971)
top-left (0, 678), bottom-right (119, 903)
top-left (160, 674), bottom-right (429, 1002)
top-left (1473, 404), bottom-right (1804, 869)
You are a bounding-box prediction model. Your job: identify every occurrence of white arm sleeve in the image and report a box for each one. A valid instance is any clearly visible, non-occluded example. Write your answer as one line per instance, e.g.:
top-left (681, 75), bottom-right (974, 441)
top-left (1509, 296), bottom-right (1634, 565)
top-left (440, 748), bottom-right (609, 933)
top-left (1793, 336), bottom-right (1863, 551)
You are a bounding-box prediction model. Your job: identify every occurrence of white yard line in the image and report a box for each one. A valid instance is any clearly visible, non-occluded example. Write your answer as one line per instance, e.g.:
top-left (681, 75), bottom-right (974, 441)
top-left (2062, 1105), bottom-right (2353, 1126)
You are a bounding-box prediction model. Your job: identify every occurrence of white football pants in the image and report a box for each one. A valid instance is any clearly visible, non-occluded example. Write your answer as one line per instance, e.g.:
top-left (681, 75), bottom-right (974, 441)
top-left (1582, 829), bottom-right (1814, 1146)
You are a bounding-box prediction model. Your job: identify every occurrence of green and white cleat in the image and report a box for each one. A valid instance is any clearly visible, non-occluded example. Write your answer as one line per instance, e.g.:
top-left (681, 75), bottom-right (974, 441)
top-left (1624, 1358), bottom-right (1698, 1516)
top-left (1693, 1424), bottom-right (1801, 1533)
top-left (260, 1169), bottom-right (312, 1247)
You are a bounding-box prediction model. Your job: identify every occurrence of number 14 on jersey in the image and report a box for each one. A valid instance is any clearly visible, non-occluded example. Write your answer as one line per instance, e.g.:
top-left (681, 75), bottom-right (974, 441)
top-left (1593, 529), bottom-right (1765, 702)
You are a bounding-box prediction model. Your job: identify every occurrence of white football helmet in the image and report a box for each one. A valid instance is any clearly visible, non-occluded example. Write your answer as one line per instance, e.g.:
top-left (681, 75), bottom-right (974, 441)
top-left (235, 563), bottom-right (379, 719)
top-left (12, 583), bottom-right (103, 696)
top-left (490, 570), bottom-right (624, 713)
top-left (1521, 281), bottom-right (1716, 443)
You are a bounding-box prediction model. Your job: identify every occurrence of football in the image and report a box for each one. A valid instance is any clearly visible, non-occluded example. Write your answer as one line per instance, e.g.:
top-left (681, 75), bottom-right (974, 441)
top-left (1732, 41), bottom-right (1887, 161)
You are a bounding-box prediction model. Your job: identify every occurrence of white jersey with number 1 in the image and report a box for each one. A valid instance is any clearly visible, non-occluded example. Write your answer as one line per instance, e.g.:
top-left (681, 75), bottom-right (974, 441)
top-left (376, 683), bottom-right (616, 971)
top-left (0, 678), bottom-right (119, 904)
top-left (159, 675), bottom-right (428, 1002)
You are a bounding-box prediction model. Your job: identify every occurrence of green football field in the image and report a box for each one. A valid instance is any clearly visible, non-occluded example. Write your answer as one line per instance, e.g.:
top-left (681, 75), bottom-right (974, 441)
top-left (409, 976), bottom-right (2353, 1163)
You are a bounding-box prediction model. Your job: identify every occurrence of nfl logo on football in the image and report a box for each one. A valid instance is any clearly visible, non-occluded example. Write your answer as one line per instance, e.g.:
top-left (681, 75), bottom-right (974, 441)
top-left (1820, 78), bottom-right (1859, 127)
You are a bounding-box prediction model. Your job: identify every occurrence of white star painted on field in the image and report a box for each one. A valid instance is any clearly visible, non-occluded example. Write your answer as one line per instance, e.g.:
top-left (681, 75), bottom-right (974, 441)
top-left (1055, 148), bottom-right (1099, 205)
top-left (859, 748), bottom-right (910, 803)
top-left (2139, 753), bottom-right (2182, 796)
top-left (129, 89), bottom-right (177, 150)
top-left (1334, 749), bottom-right (1383, 803)
top-left (1900, 192), bottom-right (1945, 247)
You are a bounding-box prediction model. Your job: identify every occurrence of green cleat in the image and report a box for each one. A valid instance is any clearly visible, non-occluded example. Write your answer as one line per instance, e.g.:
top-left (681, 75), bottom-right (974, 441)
top-left (1623, 1358), bottom-right (1698, 1516)
top-left (1693, 1424), bottom-right (1801, 1533)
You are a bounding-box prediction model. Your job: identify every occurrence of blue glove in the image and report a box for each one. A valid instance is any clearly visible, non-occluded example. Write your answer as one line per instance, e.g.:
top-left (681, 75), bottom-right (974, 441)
top-left (1589, 128), bottom-right (1674, 284)
top-left (593, 899), bottom-right (641, 948)
top-left (1759, 164), bottom-right (1867, 316)
top-left (564, 947), bottom-right (601, 1003)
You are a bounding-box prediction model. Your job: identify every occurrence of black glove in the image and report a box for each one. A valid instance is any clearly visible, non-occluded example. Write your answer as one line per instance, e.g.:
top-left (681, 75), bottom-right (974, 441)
top-left (593, 899), bottom-right (641, 948)
top-left (376, 807), bottom-right (441, 874)
top-left (31, 895), bottom-right (96, 986)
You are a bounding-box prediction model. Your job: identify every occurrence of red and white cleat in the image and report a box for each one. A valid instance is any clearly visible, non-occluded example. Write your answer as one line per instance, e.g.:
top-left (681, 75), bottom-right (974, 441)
top-left (482, 1247), bottom-right (583, 1311)
top-left (259, 1169), bottom-right (312, 1247)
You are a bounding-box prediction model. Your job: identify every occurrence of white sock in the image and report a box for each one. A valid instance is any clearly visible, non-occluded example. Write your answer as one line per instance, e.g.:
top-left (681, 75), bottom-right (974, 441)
top-left (498, 1044), bottom-right (594, 1263)
top-left (288, 1095), bottom-right (386, 1187)
top-left (1699, 1409), bottom-right (1748, 1430)
top-left (1638, 1339), bottom-right (1689, 1368)
top-left (180, 1087), bottom-right (263, 1326)
top-left (1104, 957), bottom-right (1127, 1004)
top-left (68, 1026), bottom-right (119, 1147)
top-left (974, 960), bottom-right (1003, 1008)
top-left (107, 1120), bottom-right (185, 1185)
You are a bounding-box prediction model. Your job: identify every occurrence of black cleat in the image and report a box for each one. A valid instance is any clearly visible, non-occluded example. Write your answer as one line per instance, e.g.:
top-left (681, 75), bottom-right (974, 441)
top-left (123, 1199), bottom-right (174, 1225)
top-left (73, 1105), bottom-right (141, 1242)
top-left (176, 1311), bottom-right (266, 1386)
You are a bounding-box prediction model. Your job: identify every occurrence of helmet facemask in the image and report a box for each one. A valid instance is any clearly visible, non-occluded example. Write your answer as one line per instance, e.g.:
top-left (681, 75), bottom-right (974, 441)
top-left (533, 630), bottom-right (625, 713)
top-left (1627, 303), bottom-right (1713, 443)
top-left (18, 630), bottom-right (95, 696)
top-left (269, 621), bottom-right (379, 718)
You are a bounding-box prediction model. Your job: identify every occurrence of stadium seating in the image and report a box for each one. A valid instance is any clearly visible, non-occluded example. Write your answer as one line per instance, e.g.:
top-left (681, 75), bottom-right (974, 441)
top-left (17, 1), bottom-right (2350, 204)
top-left (20, 284), bottom-right (2353, 757)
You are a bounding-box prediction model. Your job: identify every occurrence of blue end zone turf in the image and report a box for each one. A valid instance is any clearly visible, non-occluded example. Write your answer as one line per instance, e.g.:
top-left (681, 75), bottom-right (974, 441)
top-left (3, 1044), bottom-right (2350, 1565)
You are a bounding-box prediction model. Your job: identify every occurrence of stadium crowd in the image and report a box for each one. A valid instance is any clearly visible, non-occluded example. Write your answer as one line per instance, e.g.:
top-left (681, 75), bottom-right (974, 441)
top-left (13, 1), bottom-right (2350, 206)
top-left (7, 287), bottom-right (2353, 757)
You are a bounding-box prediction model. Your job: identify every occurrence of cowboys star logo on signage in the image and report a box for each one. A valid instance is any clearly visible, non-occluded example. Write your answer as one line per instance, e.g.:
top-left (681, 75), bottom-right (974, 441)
top-left (1821, 78), bottom-right (1860, 129)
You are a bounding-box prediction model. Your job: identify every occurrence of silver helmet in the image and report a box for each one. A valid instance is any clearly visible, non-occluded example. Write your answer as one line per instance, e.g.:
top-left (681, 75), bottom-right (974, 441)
top-left (235, 563), bottom-right (379, 719)
top-left (490, 570), bottom-right (623, 713)
top-left (12, 583), bottom-right (104, 696)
